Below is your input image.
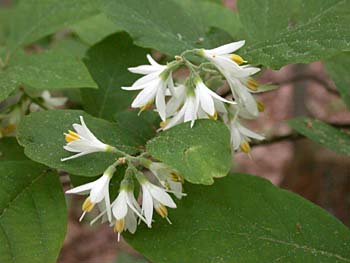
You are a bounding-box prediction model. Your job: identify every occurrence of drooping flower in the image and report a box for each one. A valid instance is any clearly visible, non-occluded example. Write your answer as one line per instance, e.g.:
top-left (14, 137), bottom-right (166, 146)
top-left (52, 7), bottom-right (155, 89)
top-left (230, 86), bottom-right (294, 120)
top-left (199, 41), bottom-right (261, 118)
top-left (121, 54), bottom-right (174, 121)
top-left (136, 172), bottom-right (177, 226)
top-left (30, 91), bottom-right (67, 111)
top-left (145, 160), bottom-right (185, 199)
top-left (111, 184), bottom-right (147, 241)
top-left (163, 78), bottom-right (234, 130)
top-left (61, 116), bottom-right (116, 161)
top-left (66, 165), bottom-right (116, 222)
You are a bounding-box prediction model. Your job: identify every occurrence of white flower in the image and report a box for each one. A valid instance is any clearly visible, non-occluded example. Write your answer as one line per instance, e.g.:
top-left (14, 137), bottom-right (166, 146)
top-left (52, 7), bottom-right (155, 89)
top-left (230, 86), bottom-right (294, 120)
top-left (111, 188), bottom-right (147, 241)
top-left (66, 165), bottom-right (116, 222)
top-left (122, 54), bottom-right (174, 121)
top-left (200, 41), bottom-right (261, 118)
top-left (41, 91), bottom-right (67, 109)
top-left (148, 162), bottom-right (185, 199)
top-left (227, 117), bottom-right (264, 153)
top-left (61, 116), bottom-right (115, 161)
top-left (136, 173), bottom-right (177, 226)
top-left (163, 80), bottom-right (234, 130)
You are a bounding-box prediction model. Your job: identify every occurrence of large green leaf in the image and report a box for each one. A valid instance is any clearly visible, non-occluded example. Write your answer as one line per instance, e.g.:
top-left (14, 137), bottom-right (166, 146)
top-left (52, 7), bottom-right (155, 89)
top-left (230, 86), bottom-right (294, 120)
top-left (325, 52), bottom-right (350, 109)
top-left (7, 0), bottom-right (98, 53)
top-left (147, 120), bottom-right (231, 185)
top-left (126, 174), bottom-right (350, 263)
top-left (288, 117), bottom-right (350, 155)
top-left (0, 161), bottom-right (66, 263)
top-left (82, 33), bottom-right (149, 120)
top-left (239, 0), bottom-right (350, 68)
top-left (0, 49), bottom-right (97, 101)
top-left (0, 137), bottom-right (28, 161)
top-left (17, 110), bottom-right (141, 176)
top-left (100, 0), bottom-right (235, 55)
top-left (71, 13), bottom-right (121, 45)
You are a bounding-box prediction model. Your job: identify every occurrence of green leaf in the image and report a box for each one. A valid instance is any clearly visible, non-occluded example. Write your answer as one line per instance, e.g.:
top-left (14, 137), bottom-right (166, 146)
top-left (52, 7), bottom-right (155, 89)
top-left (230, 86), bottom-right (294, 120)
top-left (147, 120), bottom-right (231, 185)
top-left (7, 0), bottom-right (98, 53)
top-left (325, 52), bottom-right (350, 109)
top-left (0, 160), bottom-right (66, 263)
top-left (126, 174), bottom-right (350, 263)
top-left (82, 33), bottom-right (149, 120)
top-left (17, 110), bottom-right (141, 176)
top-left (0, 49), bottom-right (97, 101)
top-left (100, 0), bottom-right (235, 55)
top-left (288, 117), bottom-right (350, 155)
top-left (0, 137), bottom-right (28, 161)
top-left (71, 13), bottom-right (122, 45)
top-left (239, 0), bottom-right (350, 68)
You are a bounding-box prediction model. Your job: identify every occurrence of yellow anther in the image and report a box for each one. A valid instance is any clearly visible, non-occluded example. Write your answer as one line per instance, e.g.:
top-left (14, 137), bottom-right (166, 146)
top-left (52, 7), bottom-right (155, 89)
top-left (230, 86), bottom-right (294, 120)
top-left (170, 172), bottom-right (184, 183)
top-left (209, 111), bottom-right (218, 120)
top-left (113, 219), bottom-right (125, 233)
top-left (257, 101), bottom-right (265, 112)
top-left (65, 130), bottom-right (80, 142)
top-left (82, 197), bottom-right (95, 212)
top-left (240, 141), bottom-right (251, 153)
top-left (230, 54), bottom-right (246, 65)
top-left (160, 120), bottom-right (168, 129)
top-left (2, 124), bottom-right (16, 135)
top-left (247, 79), bottom-right (259, 91)
top-left (155, 204), bottom-right (168, 218)
top-left (140, 100), bottom-right (154, 112)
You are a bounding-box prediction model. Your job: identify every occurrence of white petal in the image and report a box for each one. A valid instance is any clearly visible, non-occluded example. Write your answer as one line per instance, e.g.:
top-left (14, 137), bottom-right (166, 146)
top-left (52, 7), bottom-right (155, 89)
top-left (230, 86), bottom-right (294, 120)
top-left (130, 72), bottom-right (160, 88)
top-left (61, 151), bottom-right (93, 161)
top-left (78, 116), bottom-right (99, 141)
top-left (128, 65), bottom-right (161, 75)
top-left (207, 41), bottom-right (245, 55)
top-left (238, 123), bottom-right (265, 140)
top-left (90, 174), bottom-right (110, 203)
top-left (197, 83), bottom-right (215, 116)
top-left (155, 84), bottom-right (166, 121)
top-left (163, 105), bottom-right (186, 130)
top-left (65, 182), bottom-right (94, 194)
top-left (184, 97), bottom-right (197, 124)
top-left (125, 209), bottom-right (137, 233)
top-left (148, 184), bottom-right (176, 208)
top-left (230, 125), bottom-right (242, 150)
top-left (112, 191), bottom-right (128, 220)
top-left (131, 84), bottom-right (158, 108)
top-left (147, 54), bottom-right (162, 67)
top-left (142, 186), bottom-right (154, 226)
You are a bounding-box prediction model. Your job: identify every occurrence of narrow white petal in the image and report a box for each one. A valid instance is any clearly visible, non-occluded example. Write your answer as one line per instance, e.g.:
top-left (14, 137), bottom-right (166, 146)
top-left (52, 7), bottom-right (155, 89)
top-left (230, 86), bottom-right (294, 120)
top-left (61, 151), bottom-right (93, 161)
top-left (128, 65), bottom-right (161, 74)
top-left (207, 41), bottom-right (245, 55)
top-left (155, 85), bottom-right (166, 121)
top-left (125, 209), bottom-right (137, 233)
top-left (197, 83), bottom-right (215, 116)
top-left (90, 175), bottom-right (110, 203)
top-left (121, 85), bottom-right (145, 91)
top-left (112, 192), bottom-right (128, 220)
top-left (131, 85), bottom-right (158, 108)
top-left (65, 182), bottom-right (94, 194)
top-left (147, 54), bottom-right (164, 67)
top-left (238, 124), bottom-right (265, 140)
top-left (148, 184), bottom-right (177, 208)
top-left (142, 186), bottom-right (154, 226)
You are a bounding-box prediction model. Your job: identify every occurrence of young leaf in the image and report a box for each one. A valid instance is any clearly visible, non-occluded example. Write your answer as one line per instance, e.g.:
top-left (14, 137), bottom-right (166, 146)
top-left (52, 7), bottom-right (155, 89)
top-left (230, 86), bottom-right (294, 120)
top-left (17, 110), bottom-right (142, 176)
top-left (147, 120), bottom-right (232, 185)
top-left (0, 49), bottom-right (97, 101)
top-left (325, 52), bottom-right (350, 109)
top-left (100, 0), bottom-right (235, 55)
top-left (0, 161), bottom-right (66, 263)
top-left (82, 33), bottom-right (149, 120)
top-left (126, 174), bottom-right (350, 263)
top-left (239, 0), bottom-right (350, 68)
top-left (288, 117), bottom-right (350, 155)
top-left (7, 0), bottom-right (98, 53)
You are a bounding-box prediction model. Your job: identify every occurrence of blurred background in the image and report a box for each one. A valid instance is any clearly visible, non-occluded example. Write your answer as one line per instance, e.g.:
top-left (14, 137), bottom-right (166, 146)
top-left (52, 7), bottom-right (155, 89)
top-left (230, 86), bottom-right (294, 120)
top-left (1, 0), bottom-right (349, 262)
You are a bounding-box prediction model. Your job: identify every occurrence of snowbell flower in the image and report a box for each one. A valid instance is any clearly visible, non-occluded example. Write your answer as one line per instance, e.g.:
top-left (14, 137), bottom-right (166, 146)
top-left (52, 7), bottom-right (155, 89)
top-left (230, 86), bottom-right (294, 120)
top-left (136, 172), bottom-right (177, 226)
top-left (61, 116), bottom-right (116, 161)
top-left (30, 91), bottom-right (67, 111)
top-left (111, 179), bottom-right (148, 241)
top-left (163, 78), bottom-right (234, 130)
top-left (198, 41), bottom-right (261, 118)
top-left (224, 109), bottom-right (264, 153)
top-left (122, 54), bottom-right (174, 121)
top-left (142, 160), bottom-right (185, 199)
top-left (66, 164), bottom-right (116, 222)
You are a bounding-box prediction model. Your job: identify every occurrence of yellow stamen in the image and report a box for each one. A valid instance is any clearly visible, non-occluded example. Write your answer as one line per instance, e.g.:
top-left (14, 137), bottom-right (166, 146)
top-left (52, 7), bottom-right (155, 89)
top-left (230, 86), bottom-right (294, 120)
top-left (160, 120), bottom-right (168, 129)
top-left (2, 124), bottom-right (16, 135)
top-left (230, 54), bottom-right (246, 65)
top-left (209, 111), bottom-right (218, 120)
top-left (113, 219), bottom-right (125, 233)
top-left (155, 204), bottom-right (168, 218)
top-left (82, 197), bottom-right (94, 212)
top-left (169, 172), bottom-right (184, 183)
top-left (65, 130), bottom-right (80, 142)
top-left (247, 79), bottom-right (259, 91)
top-left (140, 100), bottom-right (154, 112)
top-left (257, 101), bottom-right (265, 112)
top-left (240, 141), bottom-right (251, 153)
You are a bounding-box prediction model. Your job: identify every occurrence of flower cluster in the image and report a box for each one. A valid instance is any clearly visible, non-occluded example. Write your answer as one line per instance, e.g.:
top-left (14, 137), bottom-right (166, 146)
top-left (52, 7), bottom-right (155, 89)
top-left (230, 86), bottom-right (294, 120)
top-left (123, 41), bottom-right (265, 153)
top-left (62, 117), bottom-right (185, 241)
